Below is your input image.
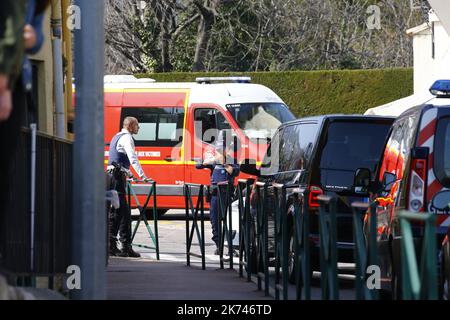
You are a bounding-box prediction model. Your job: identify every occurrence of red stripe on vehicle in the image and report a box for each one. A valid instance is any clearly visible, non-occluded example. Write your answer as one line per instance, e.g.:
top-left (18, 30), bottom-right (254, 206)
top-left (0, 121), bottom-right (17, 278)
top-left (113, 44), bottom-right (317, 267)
top-left (418, 119), bottom-right (437, 146)
top-left (427, 179), bottom-right (444, 202)
top-left (428, 152), bottom-right (434, 169)
top-left (437, 216), bottom-right (448, 228)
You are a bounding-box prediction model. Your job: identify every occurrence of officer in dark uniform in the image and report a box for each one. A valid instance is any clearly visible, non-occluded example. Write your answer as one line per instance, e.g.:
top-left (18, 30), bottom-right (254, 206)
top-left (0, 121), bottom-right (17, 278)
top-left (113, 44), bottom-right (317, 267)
top-left (107, 117), bottom-right (151, 258)
top-left (197, 145), bottom-right (240, 254)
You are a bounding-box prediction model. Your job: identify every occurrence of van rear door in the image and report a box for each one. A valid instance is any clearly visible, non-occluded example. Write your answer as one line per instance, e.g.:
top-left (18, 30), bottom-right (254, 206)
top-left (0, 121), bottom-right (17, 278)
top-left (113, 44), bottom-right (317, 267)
top-left (317, 118), bottom-right (393, 193)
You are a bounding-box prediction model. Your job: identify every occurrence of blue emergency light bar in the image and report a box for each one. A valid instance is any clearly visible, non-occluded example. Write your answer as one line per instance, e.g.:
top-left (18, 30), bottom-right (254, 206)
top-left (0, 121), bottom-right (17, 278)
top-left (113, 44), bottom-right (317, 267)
top-left (430, 80), bottom-right (450, 97)
top-left (196, 76), bottom-right (251, 84)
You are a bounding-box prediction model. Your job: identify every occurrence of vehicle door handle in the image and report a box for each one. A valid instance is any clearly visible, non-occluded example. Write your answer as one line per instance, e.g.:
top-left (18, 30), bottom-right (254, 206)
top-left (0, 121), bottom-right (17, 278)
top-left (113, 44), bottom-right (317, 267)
top-left (164, 157), bottom-right (175, 162)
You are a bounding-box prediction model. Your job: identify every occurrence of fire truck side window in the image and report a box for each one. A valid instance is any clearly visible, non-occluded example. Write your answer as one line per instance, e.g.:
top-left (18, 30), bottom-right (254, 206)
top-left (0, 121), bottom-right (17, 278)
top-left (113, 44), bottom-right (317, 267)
top-left (194, 108), bottom-right (230, 145)
top-left (120, 107), bottom-right (184, 147)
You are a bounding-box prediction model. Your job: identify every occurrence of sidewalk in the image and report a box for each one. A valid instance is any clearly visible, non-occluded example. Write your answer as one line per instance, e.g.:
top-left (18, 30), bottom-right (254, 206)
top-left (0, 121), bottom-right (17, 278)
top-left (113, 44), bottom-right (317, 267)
top-left (107, 257), bottom-right (272, 300)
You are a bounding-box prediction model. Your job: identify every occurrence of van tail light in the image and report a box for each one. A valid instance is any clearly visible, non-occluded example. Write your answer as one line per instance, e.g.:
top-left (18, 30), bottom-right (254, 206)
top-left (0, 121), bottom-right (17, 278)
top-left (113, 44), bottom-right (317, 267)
top-left (308, 185), bottom-right (324, 208)
top-left (408, 158), bottom-right (427, 212)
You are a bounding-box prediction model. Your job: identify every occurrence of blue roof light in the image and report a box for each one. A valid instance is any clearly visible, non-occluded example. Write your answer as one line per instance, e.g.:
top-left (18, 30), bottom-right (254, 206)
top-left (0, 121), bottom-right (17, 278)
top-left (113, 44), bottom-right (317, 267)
top-left (196, 76), bottom-right (251, 84)
top-left (430, 80), bottom-right (450, 97)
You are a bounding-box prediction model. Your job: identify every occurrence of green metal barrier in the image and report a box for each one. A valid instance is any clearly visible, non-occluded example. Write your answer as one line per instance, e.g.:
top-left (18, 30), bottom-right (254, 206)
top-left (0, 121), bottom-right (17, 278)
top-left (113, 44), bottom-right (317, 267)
top-left (317, 195), bottom-right (339, 300)
top-left (292, 189), bottom-right (311, 300)
top-left (255, 181), bottom-right (270, 296)
top-left (273, 184), bottom-right (289, 300)
top-left (184, 184), bottom-right (206, 270)
top-left (351, 201), bottom-right (379, 300)
top-left (237, 179), bottom-right (253, 282)
top-left (398, 211), bottom-right (438, 300)
top-left (128, 180), bottom-right (160, 260)
top-left (217, 181), bottom-right (235, 270)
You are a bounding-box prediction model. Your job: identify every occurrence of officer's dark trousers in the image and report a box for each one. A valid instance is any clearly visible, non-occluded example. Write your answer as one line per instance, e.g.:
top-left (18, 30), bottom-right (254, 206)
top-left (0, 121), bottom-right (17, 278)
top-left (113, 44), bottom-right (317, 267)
top-left (210, 196), bottom-right (219, 247)
top-left (109, 173), bottom-right (132, 245)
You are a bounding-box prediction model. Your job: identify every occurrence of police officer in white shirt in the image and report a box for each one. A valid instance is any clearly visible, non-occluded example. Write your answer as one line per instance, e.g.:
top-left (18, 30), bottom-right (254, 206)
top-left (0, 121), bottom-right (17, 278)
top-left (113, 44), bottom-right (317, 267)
top-left (107, 116), bottom-right (151, 257)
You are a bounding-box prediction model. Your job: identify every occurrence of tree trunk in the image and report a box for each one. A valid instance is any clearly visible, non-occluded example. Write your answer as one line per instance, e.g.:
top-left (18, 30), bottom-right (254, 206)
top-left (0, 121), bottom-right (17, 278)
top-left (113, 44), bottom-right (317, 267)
top-left (192, 0), bottom-right (217, 72)
top-left (161, 23), bottom-right (174, 72)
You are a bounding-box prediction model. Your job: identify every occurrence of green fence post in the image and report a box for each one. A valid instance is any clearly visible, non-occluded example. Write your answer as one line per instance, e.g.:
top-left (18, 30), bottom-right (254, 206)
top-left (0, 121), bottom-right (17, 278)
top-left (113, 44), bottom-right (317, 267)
top-left (217, 182), bottom-right (233, 269)
top-left (351, 202), bottom-right (369, 300)
top-left (238, 179), bottom-right (252, 282)
top-left (255, 182), bottom-right (269, 296)
top-left (152, 182), bottom-right (160, 260)
top-left (217, 183), bottom-right (225, 270)
top-left (184, 184), bottom-right (207, 270)
top-left (368, 201), bottom-right (379, 300)
top-left (129, 181), bottom-right (159, 259)
top-left (273, 184), bottom-right (288, 300)
top-left (399, 211), bottom-right (437, 300)
top-left (185, 185), bottom-right (191, 267)
top-left (281, 186), bottom-right (289, 300)
top-left (228, 182), bottom-right (234, 269)
top-left (295, 189), bottom-right (311, 300)
top-left (318, 195), bottom-right (339, 300)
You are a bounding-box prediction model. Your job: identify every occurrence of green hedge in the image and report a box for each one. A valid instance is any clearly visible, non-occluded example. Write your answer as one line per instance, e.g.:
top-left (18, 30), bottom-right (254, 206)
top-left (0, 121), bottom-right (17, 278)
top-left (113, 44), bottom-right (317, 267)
top-left (136, 69), bottom-right (413, 118)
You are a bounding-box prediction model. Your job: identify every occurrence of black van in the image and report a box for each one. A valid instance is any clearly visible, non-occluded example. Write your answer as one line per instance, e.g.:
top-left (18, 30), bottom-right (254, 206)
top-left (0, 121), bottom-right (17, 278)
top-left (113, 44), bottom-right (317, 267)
top-left (243, 115), bottom-right (394, 278)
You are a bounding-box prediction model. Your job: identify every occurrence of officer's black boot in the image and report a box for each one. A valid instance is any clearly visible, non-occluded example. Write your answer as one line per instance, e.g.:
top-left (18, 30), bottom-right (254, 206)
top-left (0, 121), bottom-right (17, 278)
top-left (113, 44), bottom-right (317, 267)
top-left (109, 239), bottom-right (121, 256)
top-left (118, 243), bottom-right (141, 258)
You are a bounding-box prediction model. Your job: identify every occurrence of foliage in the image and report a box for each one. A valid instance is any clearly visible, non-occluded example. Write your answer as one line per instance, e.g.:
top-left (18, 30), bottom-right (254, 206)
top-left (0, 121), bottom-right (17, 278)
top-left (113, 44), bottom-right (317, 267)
top-left (105, 0), bottom-right (429, 74)
top-left (136, 68), bottom-right (414, 117)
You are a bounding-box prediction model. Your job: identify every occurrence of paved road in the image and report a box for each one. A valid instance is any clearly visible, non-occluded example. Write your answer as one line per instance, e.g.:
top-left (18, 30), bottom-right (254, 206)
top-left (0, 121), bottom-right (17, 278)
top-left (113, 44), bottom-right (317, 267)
top-left (125, 210), bottom-right (356, 300)
top-left (107, 258), bottom-right (273, 300)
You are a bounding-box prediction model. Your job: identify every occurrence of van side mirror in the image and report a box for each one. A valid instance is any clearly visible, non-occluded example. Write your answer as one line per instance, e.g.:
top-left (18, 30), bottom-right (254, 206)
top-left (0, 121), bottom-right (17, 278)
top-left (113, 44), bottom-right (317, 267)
top-left (431, 190), bottom-right (450, 212)
top-left (353, 168), bottom-right (371, 194)
top-left (240, 162), bottom-right (260, 177)
top-left (381, 172), bottom-right (396, 192)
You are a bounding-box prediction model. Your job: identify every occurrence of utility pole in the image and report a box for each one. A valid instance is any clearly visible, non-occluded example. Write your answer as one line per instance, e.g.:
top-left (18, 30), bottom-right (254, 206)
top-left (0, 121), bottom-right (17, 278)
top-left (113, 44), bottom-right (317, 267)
top-left (72, 0), bottom-right (106, 300)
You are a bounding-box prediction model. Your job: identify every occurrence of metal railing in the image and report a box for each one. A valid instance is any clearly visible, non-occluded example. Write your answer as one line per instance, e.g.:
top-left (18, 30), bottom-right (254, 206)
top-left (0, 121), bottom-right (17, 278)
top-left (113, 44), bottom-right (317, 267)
top-left (179, 179), bottom-right (443, 301)
top-left (217, 182), bottom-right (235, 269)
top-left (237, 179), bottom-right (253, 282)
top-left (273, 184), bottom-right (289, 300)
top-left (292, 189), bottom-right (312, 300)
top-left (351, 201), bottom-right (379, 300)
top-left (399, 211), bottom-right (438, 300)
top-left (0, 128), bottom-right (72, 286)
top-left (184, 184), bottom-right (206, 270)
top-left (317, 195), bottom-right (339, 300)
top-left (254, 182), bottom-right (270, 296)
top-left (128, 180), bottom-right (159, 260)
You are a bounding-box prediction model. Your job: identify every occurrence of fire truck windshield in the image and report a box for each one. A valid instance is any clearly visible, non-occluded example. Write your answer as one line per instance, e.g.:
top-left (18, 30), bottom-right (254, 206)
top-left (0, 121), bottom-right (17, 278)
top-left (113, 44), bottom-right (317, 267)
top-left (226, 103), bottom-right (295, 142)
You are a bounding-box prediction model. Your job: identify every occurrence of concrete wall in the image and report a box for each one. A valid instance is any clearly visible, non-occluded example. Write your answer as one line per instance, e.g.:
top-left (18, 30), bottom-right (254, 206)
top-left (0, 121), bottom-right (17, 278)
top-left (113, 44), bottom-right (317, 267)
top-left (413, 17), bottom-right (450, 93)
